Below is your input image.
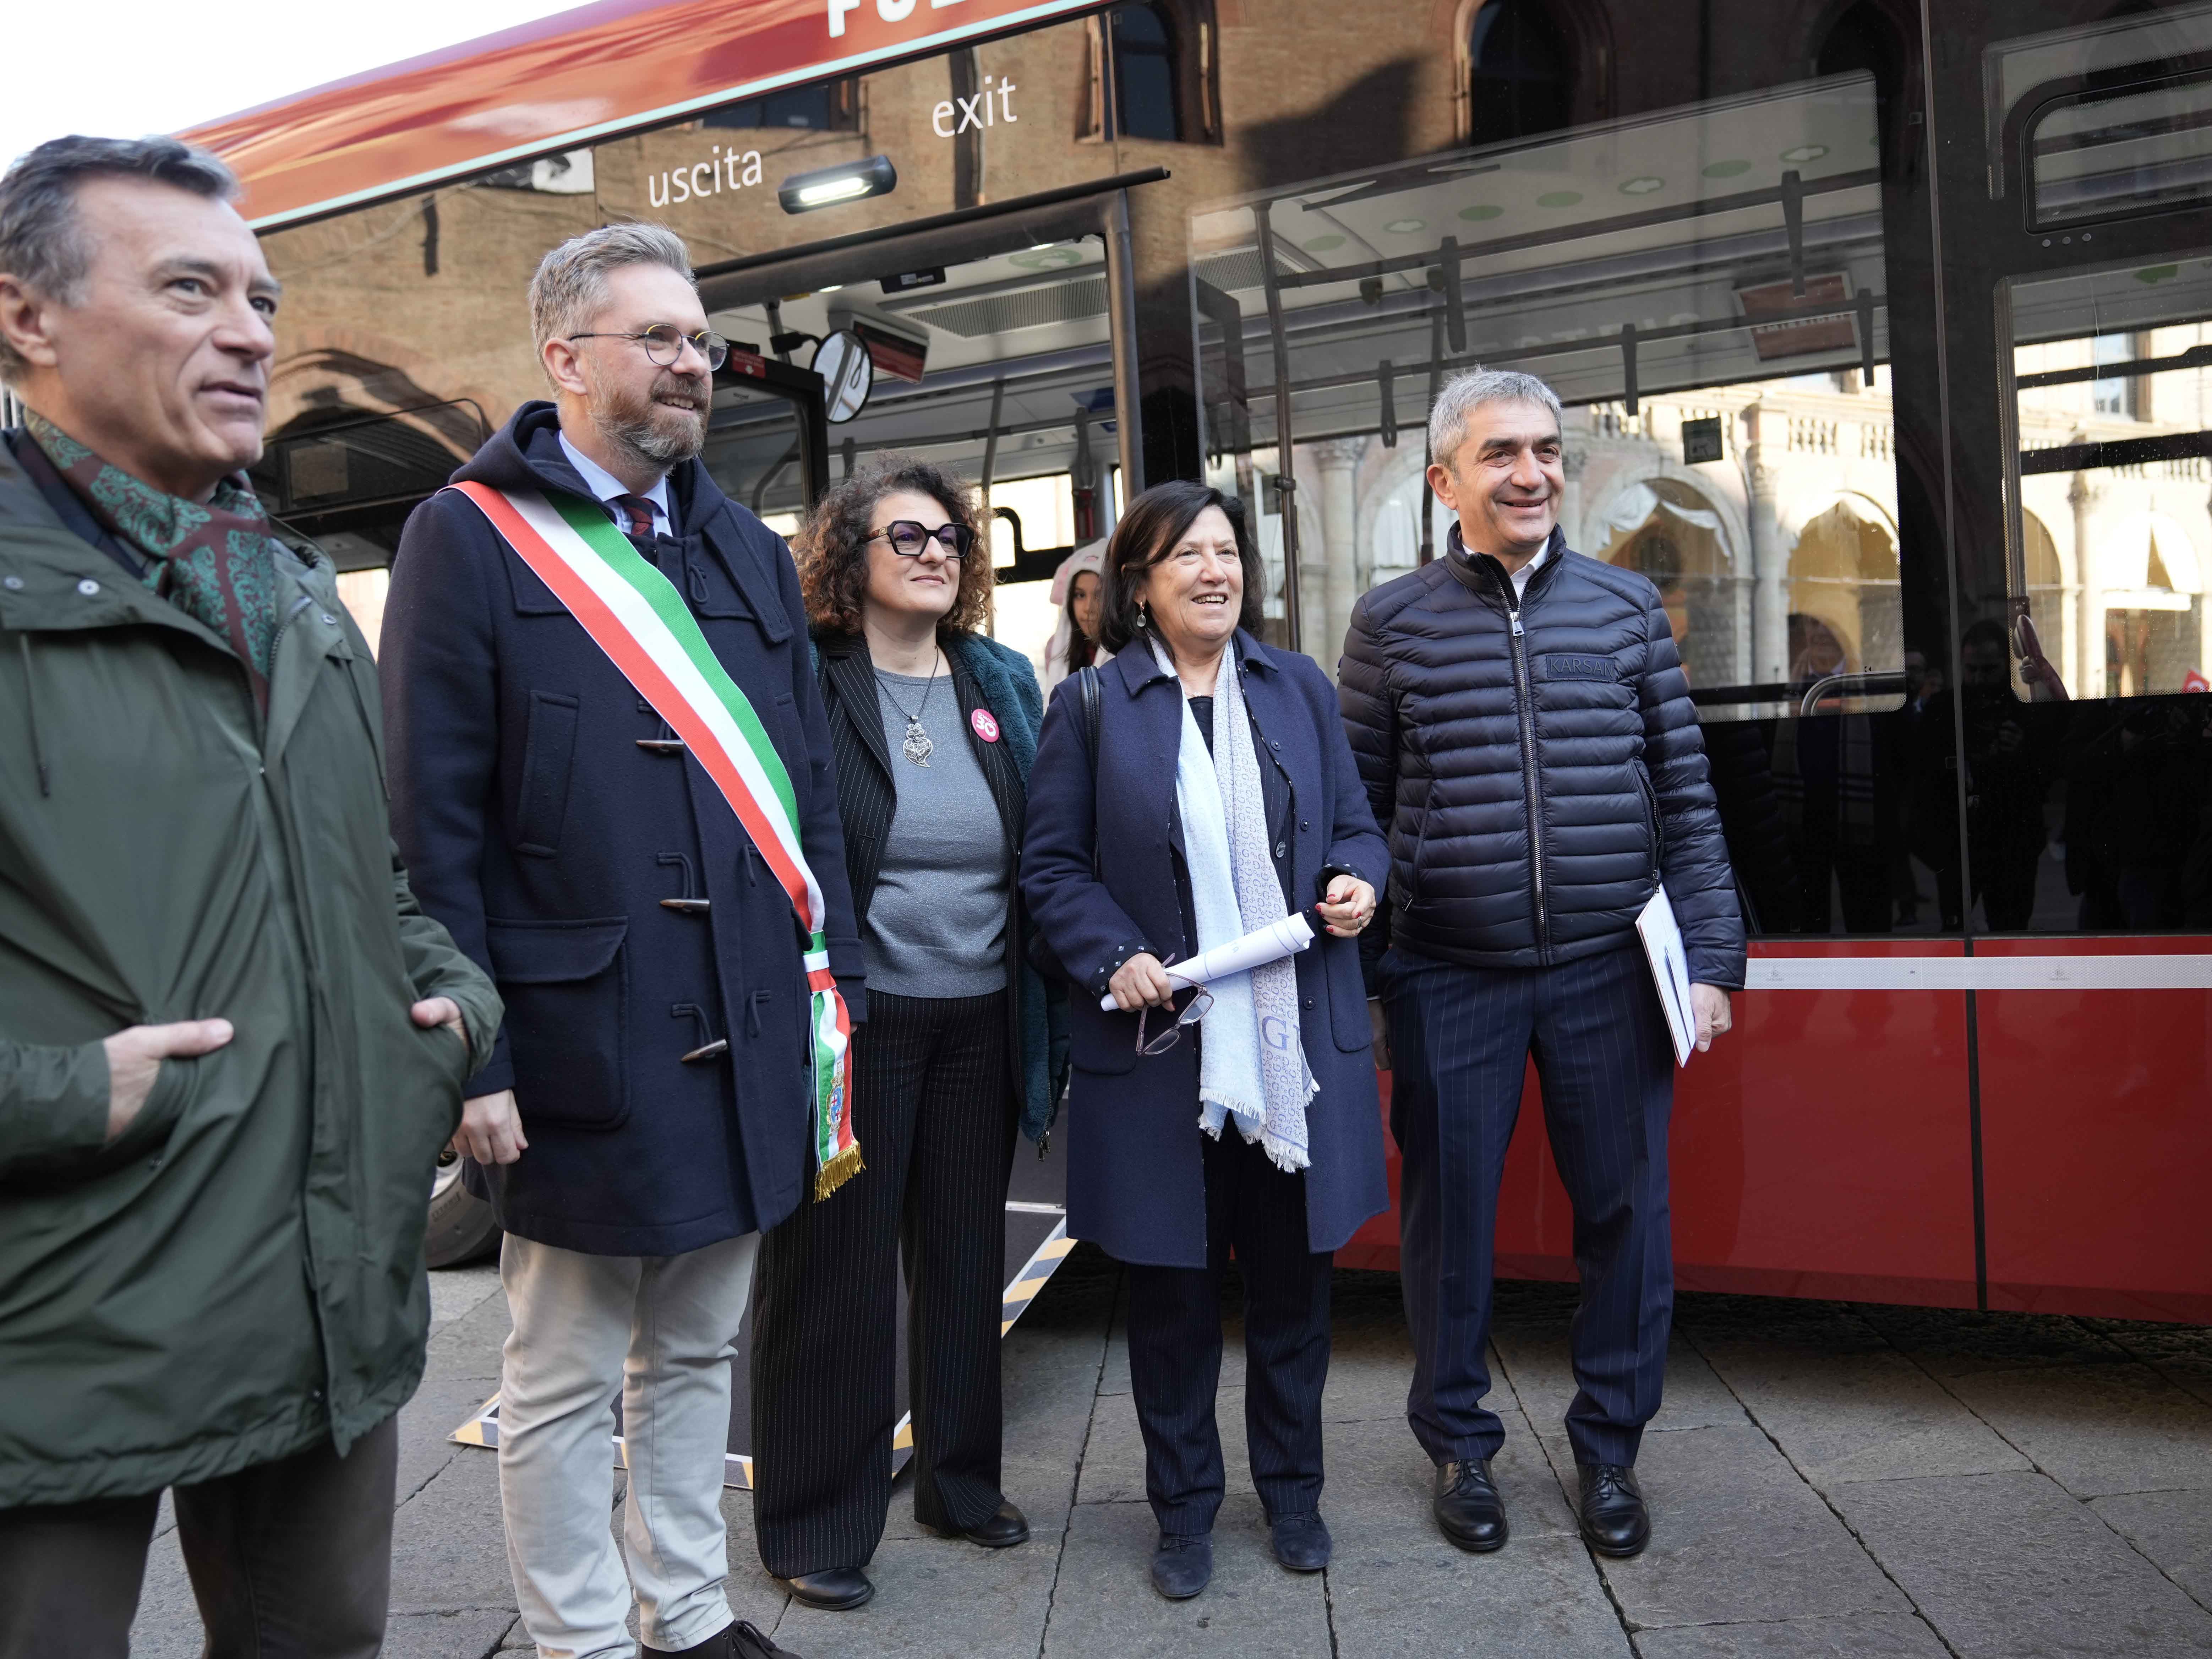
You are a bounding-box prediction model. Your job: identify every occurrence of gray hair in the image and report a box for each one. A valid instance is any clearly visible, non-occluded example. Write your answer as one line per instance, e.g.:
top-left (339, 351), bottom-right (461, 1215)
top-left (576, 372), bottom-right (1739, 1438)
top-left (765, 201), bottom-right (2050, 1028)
top-left (529, 222), bottom-right (695, 365)
top-left (0, 135), bottom-right (239, 382)
top-left (1427, 367), bottom-right (1564, 468)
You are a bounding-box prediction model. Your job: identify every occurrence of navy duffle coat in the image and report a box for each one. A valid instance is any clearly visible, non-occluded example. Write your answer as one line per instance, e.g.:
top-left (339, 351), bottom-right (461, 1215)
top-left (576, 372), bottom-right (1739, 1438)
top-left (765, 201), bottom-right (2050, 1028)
top-left (382, 403), bottom-right (863, 1255)
top-left (1019, 630), bottom-right (1389, 1270)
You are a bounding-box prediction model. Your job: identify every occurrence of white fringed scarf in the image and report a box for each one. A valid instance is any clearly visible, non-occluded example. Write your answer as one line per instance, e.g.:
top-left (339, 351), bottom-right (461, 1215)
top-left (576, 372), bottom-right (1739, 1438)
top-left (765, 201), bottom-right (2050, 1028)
top-left (1156, 638), bottom-right (1316, 1171)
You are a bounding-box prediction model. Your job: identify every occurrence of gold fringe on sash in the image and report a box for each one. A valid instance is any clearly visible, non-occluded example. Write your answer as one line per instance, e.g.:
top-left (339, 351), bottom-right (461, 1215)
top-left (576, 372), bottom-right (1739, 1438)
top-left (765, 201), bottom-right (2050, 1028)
top-left (814, 1143), bottom-right (866, 1201)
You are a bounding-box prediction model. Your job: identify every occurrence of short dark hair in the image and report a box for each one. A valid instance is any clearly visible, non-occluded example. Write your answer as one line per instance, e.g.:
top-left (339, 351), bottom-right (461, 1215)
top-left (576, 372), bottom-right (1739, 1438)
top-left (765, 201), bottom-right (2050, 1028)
top-left (1097, 480), bottom-right (1266, 655)
top-left (0, 136), bottom-right (239, 382)
top-left (796, 452), bottom-right (993, 638)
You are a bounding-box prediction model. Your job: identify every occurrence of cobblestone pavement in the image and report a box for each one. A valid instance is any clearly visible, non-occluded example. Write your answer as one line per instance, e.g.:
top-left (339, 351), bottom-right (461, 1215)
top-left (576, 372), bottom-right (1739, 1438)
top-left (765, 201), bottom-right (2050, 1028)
top-left (129, 1248), bottom-right (2212, 1658)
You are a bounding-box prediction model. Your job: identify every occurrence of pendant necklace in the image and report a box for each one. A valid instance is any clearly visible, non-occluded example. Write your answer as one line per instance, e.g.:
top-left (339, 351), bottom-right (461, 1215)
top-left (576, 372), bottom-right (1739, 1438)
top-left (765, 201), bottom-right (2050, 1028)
top-left (876, 651), bottom-right (942, 767)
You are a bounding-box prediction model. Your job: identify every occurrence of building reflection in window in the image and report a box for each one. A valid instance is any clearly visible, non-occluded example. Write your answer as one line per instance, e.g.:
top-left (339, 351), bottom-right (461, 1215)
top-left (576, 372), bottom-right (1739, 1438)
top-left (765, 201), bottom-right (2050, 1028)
top-left (1466, 0), bottom-right (1571, 146)
top-left (1114, 3), bottom-right (1181, 142)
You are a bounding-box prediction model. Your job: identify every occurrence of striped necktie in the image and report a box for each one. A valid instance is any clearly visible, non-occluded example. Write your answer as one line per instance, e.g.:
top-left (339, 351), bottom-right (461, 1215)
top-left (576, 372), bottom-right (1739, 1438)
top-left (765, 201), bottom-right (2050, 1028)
top-left (610, 493), bottom-right (659, 543)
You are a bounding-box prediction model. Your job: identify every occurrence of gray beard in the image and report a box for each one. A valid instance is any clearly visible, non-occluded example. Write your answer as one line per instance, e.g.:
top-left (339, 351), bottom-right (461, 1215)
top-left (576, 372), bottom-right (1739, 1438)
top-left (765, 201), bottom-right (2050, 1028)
top-left (590, 380), bottom-right (707, 472)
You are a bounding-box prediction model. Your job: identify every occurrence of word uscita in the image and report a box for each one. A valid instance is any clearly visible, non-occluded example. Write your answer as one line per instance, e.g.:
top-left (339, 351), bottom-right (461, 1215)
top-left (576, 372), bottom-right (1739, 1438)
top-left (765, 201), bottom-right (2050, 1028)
top-left (934, 76), bottom-right (1017, 136)
top-left (648, 146), bottom-right (765, 208)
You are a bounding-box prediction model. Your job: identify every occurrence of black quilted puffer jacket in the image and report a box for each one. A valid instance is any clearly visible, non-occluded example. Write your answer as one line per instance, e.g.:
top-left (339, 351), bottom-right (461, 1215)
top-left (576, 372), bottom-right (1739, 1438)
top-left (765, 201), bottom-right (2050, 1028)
top-left (1338, 526), bottom-right (1746, 989)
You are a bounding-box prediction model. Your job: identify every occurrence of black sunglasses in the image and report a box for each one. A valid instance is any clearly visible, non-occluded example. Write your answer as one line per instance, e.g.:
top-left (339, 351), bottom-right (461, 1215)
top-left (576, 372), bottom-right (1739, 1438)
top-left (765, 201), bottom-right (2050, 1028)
top-left (869, 520), bottom-right (977, 560)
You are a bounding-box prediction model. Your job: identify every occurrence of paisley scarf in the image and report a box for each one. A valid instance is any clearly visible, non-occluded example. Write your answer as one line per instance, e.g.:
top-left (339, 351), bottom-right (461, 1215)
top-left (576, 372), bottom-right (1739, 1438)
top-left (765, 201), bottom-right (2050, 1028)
top-left (23, 409), bottom-right (282, 711)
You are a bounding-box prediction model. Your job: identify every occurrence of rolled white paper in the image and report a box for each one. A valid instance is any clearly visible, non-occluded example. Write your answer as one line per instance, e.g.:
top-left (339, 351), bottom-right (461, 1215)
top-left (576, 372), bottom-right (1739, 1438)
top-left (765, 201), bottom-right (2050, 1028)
top-left (1098, 911), bottom-right (1316, 1011)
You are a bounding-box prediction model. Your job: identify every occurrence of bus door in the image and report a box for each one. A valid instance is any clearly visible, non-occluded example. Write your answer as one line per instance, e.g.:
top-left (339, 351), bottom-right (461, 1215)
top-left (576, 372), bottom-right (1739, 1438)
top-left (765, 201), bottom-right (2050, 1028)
top-left (693, 177), bottom-right (1155, 663)
top-left (1936, 0), bottom-right (2212, 1322)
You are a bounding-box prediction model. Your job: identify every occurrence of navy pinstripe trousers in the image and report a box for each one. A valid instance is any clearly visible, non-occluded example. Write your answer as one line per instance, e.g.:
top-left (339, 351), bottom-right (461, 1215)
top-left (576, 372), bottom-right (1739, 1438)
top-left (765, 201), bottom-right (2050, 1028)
top-left (1382, 940), bottom-right (1675, 1469)
top-left (750, 989), bottom-right (1016, 1577)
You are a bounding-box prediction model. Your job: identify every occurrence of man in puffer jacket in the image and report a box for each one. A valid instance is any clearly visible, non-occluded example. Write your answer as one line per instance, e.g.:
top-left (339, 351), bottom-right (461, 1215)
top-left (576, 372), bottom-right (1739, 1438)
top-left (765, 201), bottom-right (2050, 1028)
top-left (1338, 368), bottom-right (1744, 1562)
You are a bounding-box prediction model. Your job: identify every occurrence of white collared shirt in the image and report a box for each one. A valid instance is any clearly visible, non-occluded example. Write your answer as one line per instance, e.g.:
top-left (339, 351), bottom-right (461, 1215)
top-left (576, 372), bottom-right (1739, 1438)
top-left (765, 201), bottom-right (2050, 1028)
top-left (1508, 540), bottom-right (1549, 598)
top-left (557, 430), bottom-right (671, 534)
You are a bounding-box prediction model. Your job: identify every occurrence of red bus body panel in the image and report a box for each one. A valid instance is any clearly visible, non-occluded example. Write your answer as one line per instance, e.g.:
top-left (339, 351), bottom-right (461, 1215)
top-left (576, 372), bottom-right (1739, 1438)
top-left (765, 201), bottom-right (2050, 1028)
top-left (1977, 937), bottom-right (2212, 1325)
top-left (1340, 939), bottom-right (2211, 1323)
top-left (181, 0), bottom-right (1107, 228)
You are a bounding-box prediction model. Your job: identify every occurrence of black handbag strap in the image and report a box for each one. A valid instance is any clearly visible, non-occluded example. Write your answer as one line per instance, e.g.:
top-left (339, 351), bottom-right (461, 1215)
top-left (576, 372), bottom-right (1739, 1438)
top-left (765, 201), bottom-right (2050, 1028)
top-left (1078, 665), bottom-right (1102, 776)
top-left (1078, 665), bottom-right (1103, 877)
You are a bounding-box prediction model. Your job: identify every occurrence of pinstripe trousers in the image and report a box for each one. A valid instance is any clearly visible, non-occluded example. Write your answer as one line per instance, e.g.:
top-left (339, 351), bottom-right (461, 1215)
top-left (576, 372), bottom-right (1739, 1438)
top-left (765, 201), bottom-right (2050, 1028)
top-left (1381, 940), bottom-right (1675, 1469)
top-left (750, 990), bottom-right (1016, 1578)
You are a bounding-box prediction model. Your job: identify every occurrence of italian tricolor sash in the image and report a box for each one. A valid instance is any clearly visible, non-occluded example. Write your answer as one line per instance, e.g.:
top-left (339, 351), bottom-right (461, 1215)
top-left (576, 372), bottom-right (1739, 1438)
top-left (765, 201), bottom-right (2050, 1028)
top-left (451, 483), bottom-right (860, 1200)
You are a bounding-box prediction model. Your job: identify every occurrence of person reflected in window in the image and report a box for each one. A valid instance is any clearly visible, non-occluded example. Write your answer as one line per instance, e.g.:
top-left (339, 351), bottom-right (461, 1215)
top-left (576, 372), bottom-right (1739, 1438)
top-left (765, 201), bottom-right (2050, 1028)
top-left (2066, 699), bottom-right (2207, 931)
top-left (1910, 619), bottom-right (2052, 931)
top-left (1021, 481), bottom-right (1387, 1600)
top-left (1775, 614), bottom-right (1896, 934)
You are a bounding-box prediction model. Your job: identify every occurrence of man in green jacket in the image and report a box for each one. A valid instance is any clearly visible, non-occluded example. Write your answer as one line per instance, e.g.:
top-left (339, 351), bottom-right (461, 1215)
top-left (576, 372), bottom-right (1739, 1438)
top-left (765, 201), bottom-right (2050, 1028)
top-left (0, 137), bottom-right (502, 1658)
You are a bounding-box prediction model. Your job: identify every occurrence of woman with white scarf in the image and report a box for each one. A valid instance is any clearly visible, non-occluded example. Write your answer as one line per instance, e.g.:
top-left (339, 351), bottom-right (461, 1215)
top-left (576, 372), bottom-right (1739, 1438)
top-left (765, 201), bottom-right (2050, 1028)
top-left (1020, 482), bottom-right (1389, 1602)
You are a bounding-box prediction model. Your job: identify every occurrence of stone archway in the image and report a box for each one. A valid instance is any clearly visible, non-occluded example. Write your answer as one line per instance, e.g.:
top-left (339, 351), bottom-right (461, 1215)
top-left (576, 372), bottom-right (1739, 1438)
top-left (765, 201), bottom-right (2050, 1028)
top-left (1787, 496), bottom-right (1900, 676)
top-left (1590, 475), bottom-right (1743, 687)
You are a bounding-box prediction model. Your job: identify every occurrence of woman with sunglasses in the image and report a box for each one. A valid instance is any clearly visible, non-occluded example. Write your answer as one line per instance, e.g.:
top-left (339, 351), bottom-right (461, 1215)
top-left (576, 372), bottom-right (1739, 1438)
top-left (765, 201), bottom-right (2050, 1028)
top-left (1020, 480), bottom-right (1388, 1600)
top-left (750, 455), bottom-right (1065, 1613)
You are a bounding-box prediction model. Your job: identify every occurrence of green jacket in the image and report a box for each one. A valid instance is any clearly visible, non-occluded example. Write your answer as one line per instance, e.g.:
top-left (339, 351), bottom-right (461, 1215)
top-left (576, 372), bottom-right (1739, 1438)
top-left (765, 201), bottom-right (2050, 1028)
top-left (0, 441), bottom-right (502, 1506)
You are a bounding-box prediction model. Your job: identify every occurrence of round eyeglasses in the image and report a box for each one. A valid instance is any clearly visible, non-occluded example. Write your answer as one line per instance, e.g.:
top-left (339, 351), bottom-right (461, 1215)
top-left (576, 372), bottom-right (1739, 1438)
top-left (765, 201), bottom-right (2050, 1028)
top-left (565, 325), bottom-right (729, 372)
top-left (869, 521), bottom-right (978, 560)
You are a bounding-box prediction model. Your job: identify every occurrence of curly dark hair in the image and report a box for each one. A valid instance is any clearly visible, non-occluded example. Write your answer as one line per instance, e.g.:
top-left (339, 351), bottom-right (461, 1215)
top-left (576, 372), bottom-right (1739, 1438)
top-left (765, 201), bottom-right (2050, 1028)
top-left (795, 453), bottom-right (993, 638)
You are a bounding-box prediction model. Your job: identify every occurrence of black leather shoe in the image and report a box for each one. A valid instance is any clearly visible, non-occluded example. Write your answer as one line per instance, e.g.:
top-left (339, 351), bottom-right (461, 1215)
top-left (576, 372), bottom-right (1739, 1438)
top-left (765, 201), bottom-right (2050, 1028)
top-left (1149, 1532), bottom-right (1213, 1599)
top-left (1433, 1458), bottom-right (1508, 1552)
top-left (1577, 1463), bottom-right (1650, 1557)
top-left (958, 1498), bottom-right (1031, 1548)
top-left (643, 1620), bottom-right (804, 1658)
top-left (1269, 1511), bottom-right (1332, 1572)
top-left (783, 1566), bottom-right (874, 1611)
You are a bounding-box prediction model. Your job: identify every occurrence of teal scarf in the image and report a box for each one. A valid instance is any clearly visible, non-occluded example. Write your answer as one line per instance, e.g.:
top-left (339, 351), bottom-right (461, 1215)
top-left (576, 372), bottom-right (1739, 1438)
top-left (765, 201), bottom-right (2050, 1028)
top-left (24, 409), bottom-right (282, 711)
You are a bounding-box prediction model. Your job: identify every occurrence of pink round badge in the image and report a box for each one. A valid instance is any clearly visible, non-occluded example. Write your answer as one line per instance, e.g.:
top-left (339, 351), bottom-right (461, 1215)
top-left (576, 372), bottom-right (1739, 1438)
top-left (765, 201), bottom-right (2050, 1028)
top-left (970, 708), bottom-right (1001, 743)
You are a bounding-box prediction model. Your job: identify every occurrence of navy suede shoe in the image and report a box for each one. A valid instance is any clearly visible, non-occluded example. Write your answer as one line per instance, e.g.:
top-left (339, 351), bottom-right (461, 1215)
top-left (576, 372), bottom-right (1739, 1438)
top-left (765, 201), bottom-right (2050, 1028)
top-left (1149, 1532), bottom-right (1213, 1599)
top-left (1270, 1512), bottom-right (1333, 1572)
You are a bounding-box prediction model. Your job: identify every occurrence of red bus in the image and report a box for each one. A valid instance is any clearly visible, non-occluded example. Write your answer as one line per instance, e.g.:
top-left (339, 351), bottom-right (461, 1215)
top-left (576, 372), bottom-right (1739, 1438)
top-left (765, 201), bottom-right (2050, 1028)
top-left (188, 0), bottom-right (2212, 1322)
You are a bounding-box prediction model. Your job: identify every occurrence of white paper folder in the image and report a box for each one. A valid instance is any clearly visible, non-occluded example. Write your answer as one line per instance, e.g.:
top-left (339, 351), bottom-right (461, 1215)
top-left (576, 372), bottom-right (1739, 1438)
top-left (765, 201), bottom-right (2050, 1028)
top-left (1636, 886), bottom-right (1697, 1068)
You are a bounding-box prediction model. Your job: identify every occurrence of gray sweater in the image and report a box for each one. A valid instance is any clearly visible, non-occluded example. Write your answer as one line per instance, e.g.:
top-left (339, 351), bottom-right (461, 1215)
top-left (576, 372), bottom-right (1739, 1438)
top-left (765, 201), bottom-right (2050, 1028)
top-left (864, 668), bottom-right (1010, 998)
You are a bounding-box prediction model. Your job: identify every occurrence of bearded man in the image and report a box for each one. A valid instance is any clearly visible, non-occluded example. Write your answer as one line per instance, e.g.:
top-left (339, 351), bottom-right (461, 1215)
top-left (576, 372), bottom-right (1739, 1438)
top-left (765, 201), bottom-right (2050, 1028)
top-left (382, 223), bottom-right (857, 1659)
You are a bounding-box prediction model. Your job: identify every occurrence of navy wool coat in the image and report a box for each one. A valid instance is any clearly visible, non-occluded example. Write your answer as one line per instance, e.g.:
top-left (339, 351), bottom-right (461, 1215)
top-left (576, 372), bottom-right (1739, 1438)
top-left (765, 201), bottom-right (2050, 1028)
top-left (1020, 631), bottom-right (1389, 1269)
top-left (382, 403), bottom-right (863, 1255)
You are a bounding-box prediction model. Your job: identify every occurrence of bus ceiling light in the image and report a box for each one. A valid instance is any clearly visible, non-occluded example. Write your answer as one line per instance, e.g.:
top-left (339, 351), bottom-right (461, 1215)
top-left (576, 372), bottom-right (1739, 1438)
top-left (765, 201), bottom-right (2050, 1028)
top-left (779, 155), bottom-right (897, 214)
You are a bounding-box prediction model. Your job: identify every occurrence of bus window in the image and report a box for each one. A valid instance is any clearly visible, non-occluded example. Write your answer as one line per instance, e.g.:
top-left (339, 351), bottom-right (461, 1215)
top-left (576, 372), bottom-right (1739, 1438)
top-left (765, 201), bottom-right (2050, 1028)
top-left (1191, 71), bottom-right (1907, 726)
top-left (2002, 256), bottom-right (2212, 702)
